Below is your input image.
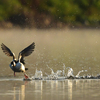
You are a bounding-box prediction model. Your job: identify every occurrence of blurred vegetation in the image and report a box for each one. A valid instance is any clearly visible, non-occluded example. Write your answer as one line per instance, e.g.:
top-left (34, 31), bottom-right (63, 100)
top-left (0, 0), bottom-right (100, 28)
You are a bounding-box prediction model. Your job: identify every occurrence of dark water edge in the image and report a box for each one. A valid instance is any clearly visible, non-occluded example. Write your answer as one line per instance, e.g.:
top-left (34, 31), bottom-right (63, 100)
top-left (1, 21), bottom-right (100, 29)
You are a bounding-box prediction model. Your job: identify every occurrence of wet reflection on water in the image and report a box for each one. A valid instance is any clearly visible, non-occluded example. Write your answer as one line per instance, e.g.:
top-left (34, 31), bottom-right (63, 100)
top-left (68, 80), bottom-right (72, 100)
top-left (0, 79), bottom-right (100, 100)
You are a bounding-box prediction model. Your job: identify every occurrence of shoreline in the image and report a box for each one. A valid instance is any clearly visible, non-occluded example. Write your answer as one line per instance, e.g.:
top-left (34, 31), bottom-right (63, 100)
top-left (0, 21), bottom-right (100, 30)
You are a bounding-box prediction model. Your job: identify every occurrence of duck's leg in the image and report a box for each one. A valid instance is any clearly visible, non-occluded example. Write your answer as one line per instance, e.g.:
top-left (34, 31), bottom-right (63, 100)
top-left (24, 73), bottom-right (29, 79)
top-left (14, 72), bottom-right (16, 76)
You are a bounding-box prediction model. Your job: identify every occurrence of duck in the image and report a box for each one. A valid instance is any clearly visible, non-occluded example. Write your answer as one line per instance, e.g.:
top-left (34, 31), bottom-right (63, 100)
top-left (1, 42), bottom-right (35, 79)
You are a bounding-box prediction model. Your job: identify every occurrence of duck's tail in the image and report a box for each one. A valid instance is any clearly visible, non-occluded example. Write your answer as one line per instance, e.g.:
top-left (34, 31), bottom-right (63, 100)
top-left (25, 68), bottom-right (28, 70)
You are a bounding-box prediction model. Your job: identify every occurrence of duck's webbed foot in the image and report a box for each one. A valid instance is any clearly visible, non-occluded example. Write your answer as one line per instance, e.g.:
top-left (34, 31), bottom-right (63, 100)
top-left (24, 73), bottom-right (29, 79)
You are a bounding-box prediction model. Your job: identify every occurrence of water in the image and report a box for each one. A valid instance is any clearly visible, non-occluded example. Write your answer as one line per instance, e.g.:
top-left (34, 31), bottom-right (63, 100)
top-left (0, 79), bottom-right (100, 100)
top-left (30, 65), bottom-right (100, 80)
top-left (0, 29), bottom-right (100, 100)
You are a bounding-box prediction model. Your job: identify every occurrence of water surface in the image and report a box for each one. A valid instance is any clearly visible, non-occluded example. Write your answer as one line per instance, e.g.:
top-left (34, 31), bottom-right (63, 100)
top-left (0, 79), bottom-right (100, 100)
top-left (0, 29), bottom-right (100, 100)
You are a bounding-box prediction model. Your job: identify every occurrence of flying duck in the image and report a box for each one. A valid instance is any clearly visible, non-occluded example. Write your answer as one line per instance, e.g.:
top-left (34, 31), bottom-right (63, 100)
top-left (1, 42), bottom-right (35, 79)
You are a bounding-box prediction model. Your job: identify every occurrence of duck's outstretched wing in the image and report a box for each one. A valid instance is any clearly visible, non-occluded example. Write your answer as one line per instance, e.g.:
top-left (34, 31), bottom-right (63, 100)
top-left (19, 42), bottom-right (35, 57)
top-left (18, 42), bottom-right (35, 64)
top-left (1, 43), bottom-right (14, 57)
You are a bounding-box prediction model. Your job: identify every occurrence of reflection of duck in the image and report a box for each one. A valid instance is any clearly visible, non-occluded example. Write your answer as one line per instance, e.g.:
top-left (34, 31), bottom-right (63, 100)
top-left (1, 42), bottom-right (35, 79)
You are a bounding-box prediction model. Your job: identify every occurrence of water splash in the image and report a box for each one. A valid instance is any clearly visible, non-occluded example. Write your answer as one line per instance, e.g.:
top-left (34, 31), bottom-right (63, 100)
top-left (56, 70), bottom-right (62, 76)
top-left (32, 68), bottom-right (43, 80)
top-left (67, 67), bottom-right (74, 78)
top-left (76, 70), bottom-right (87, 78)
top-left (46, 66), bottom-right (60, 80)
top-left (62, 63), bottom-right (66, 76)
top-left (24, 64), bottom-right (100, 80)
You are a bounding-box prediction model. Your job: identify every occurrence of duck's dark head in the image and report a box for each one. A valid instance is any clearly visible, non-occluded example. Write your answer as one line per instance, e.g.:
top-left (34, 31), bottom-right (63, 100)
top-left (11, 60), bottom-right (17, 67)
top-left (11, 53), bottom-right (17, 67)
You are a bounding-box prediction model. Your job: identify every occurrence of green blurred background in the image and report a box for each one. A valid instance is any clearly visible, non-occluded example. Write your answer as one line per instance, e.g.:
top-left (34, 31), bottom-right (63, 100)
top-left (0, 0), bottom-right (100, 28)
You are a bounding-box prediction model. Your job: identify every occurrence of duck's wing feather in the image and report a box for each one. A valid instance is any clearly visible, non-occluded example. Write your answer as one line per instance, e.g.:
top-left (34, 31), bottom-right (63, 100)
top-left (19, 42), bottom-right (35, 57)
top-left (1, 43), bottom-right (14, 57)
top-left (18, 42), bottom-right (35, 64)
top-left (20, 56), bottom-right (25, 64)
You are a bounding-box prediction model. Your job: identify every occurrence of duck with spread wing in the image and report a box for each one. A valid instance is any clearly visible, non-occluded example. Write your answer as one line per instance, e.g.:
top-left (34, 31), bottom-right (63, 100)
top-left (1, 42), bottom-right (35, 79)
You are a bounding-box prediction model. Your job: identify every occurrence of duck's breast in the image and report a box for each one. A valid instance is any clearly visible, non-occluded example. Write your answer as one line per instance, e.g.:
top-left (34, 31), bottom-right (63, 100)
top-left (16, 62), bottom-right (25, 72)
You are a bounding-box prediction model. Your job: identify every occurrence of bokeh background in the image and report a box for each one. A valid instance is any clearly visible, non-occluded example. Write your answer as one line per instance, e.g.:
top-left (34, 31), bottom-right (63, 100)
top-left (1, 0), bottom-right (100, 28)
